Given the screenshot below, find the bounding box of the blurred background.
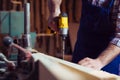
[0,0,82,61]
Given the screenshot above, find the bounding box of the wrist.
[96,58,105,68]
[50,6,61,18]
[48,0,62,17]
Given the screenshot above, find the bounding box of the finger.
[79,62,101,70]
[78,57,91,65]
[79,62,97,70]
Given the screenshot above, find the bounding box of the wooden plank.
[69,23,79,52]
[67,0,73,22]
[61,0,67,12]
[39,61,57,80]
[74,0,82,22]
[41,0,46,33]
[30,0,35,32]
[35,0,41,33]
[2,0,7,10]
[32,53,120,80]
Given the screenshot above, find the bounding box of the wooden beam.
[32,53,120,80]
[74,0,82,22]
[69,23,79,52]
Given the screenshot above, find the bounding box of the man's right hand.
[48,0,62,32]
[48,16,59,32]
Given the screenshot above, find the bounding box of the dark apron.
[72,0,120,75]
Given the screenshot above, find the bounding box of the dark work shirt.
[88,0,120,47]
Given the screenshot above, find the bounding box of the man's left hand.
[78,57,104,70]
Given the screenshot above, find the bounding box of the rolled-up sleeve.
[0,53,6,60]
[110,1,120,47]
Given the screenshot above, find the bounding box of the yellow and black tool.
[47,12,68,59]
[59,13,68,60]
[59,13,68,38]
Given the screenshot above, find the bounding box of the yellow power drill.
[59,13,68,38]
[59,13,68,60]
[48,12,68,36]
[48,12,68,59]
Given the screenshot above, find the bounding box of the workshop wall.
[0,0,81,32]
[0,0,81,60]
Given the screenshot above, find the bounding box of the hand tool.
[3,36,32,61]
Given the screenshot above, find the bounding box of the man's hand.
[48,17,59,31]
[78,57,104,70]
[78,44,120,70]
[48,0,62,31]
[6,61,16,70]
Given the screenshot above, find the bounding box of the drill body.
[58,13,68,59]
[59,13,68,39]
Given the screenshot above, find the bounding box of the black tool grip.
[3,36,13,47]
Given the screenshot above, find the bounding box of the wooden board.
[69,23,79,52]
[32,53,120,80]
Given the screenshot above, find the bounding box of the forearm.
[48,0,62,17]
[97,43,120,67]
[0,53,9,63]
